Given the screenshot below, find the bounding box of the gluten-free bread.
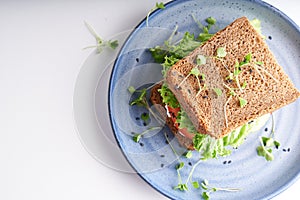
[165,17,300,138]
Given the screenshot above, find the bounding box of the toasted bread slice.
[165,17,300,138]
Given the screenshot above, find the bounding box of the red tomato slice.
[167,106,195,140]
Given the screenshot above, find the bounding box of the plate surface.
[108,0,300,199]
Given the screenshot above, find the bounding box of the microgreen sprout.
[233,61,243,92]
[250,18,266,39]
[176,66,205,97]
[141,112,150,125]
[184,150,193,159]
[213,88,222,97]
[165,132,204,192]
[254,62,279,83]
[174,162,188,191]
[127,86,136,94]
[220,51,255,127]
[192,181,200,189]
[201,179,240,200]
[192,15,217,42]
[128,86,165,125]
[173,159,203,192]
[241,81,247,90]
[164,132,188,191]
[196,54,207,65]
[256,114,280,161]
[223,82,248,126]
[146,2,165,27]
[129,88,147,107]
[216,47,227,58]
[132,126,162,143]
[206,17,217,26]
[83,21,118,53]
[223,95,232,128]
[177,54,206,97]
[185,159,202,188]
[238,97,247,108]
[236,53,278,84]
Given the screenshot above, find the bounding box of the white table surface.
[1,0,299,199]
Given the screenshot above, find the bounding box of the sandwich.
[150,17,300,155]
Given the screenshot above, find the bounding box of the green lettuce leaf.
[177,109,269,160]
[158,83,180,108]
[149,32,201,63]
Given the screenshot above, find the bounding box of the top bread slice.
[165,17,300,138]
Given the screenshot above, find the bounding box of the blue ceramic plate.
[109,0,300,199]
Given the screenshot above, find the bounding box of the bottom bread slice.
[150,84,194,150]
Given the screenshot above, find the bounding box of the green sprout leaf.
[262,136,274,147]
[84,21,119,53]
[257,136,276,161]
[108,40,119,49]
[257,114,280,161]
[132,126,162,143]
[190,67,201,76]
[155,2,165,9]
[192,181,200,189]
[202,191,210,200]
[141,112,150,125]
[240,53,252,66]
[274,140,281,149]
[200,179,240,199]
[201,179,209,190]
[176,162,185,170]
[241,81,247,90]
[257,146,274,161]
[146,2,165,27]
[184,150,193,159]
[198,33,214,42]
[196,54,207,65]
[174,183,188,191]
[206,17,217,25]
[239,97,247,108]
[234,61,241,76]
[141,112,149,121]
[129,88,147,107]
[216,47,227,58]
[255,61,264,65]
[127,86,136,94]
[133,134,141,143]
[213,88,222,97]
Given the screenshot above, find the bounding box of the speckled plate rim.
[108,0,300,199]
